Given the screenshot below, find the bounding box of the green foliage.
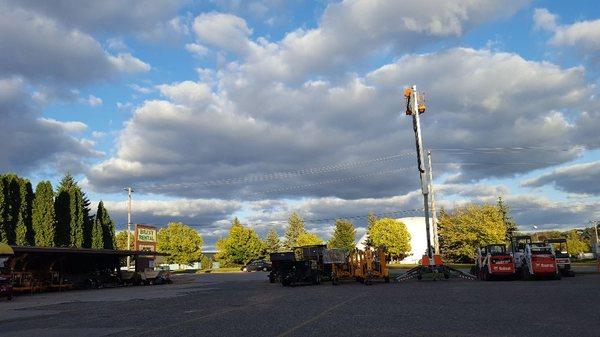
[1,175,20,244]
[368,218,411,259]
[200,255,213,270]
[216,218,264,266]
[365,212,377,246]
[91,216,104,249]
[92,201,115,249]
[284,212,305,250]
[296,232,324,246]
[565,230,589,256]
[15,179,33,245]
[0,178,6,244]
[497,197,518,242]
[328,219,356,251]
[32,181,56,247]
[0,174,33,245]
[54,173,92,248]
[115,230,134,250]
[263,228,281,255]
[438,204,506,263]
[157,222,203,266]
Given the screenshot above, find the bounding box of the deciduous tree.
[438,204,506,263]
[157,222,203,266]
[115,230,134,250]
[368,218,411,259]
[216,218,264,266]
[296,232,323,246]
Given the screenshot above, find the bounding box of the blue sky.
[1,0,600,249]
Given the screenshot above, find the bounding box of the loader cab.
[484,244,507,256]
[544,238,569,258]
[510,235,532,254]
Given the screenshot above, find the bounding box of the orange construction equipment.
[351,246,390,285]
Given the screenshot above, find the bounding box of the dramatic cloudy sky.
[2,0,599,249]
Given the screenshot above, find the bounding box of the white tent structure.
[356,217,435,264]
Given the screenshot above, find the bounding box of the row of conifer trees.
[0,173,115,249]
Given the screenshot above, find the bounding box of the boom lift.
[396,86,475,282]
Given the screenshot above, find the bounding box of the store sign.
[138,227,156,242]
[134,224,157,252]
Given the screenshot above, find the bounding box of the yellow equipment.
[350,246,390,285]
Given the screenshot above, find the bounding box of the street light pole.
[124,187,134,269]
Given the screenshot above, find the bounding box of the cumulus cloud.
[0,3,150,86]
[522,161,600,195]
[0,77,102,173]
[190,1,529,81]
[535,8,600,60]
[8,0,187,36]
[87,47,597,199]
[85,95,103,107]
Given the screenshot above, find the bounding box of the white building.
[356,217,435,264]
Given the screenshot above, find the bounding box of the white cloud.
[108,53,151,74]
[0,78,101,173]
[193,12,253,54]
[87,47,598,199]
[85,94,103,107]
[533,8,557,31]
[185,43,209,57]
[535,8,600,58]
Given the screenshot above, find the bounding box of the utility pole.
[124,187,134,269]
[404,85,433,259]
[427,150,439,255]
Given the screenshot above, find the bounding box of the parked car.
[241,260,271,272]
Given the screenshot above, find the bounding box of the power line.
[253,166,416,195]
[136,151,415,191]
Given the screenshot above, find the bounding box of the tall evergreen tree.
[32,181,56,247]
[328,219,356,251]
[264,228,281,255]
[82,194,93,248]
[497,197,518,243]
[366,211,377,246]
[283,212,305,250]
[92,201,115,249]
[54,173,89,247]
[0,178,7,244]
[15,180,34,245]
[91,213,104,249]
[1,174,23,245]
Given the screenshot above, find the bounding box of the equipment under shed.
[3,246,167,295]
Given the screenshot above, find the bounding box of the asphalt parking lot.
[0,271,599,337]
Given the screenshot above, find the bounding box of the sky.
[1,0,599,250]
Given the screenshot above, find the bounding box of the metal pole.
[125,187,133,270]
[408,85,433,259]
[428,150,439,255]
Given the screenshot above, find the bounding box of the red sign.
[134,224,157,252]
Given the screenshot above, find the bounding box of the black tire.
[269,277,275,284]
[281,279,291,287]
[522,267,531,281]
[384,276,390,283]
[313,273,321,285]
[7,294,12,301]
[555,272,562,280]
